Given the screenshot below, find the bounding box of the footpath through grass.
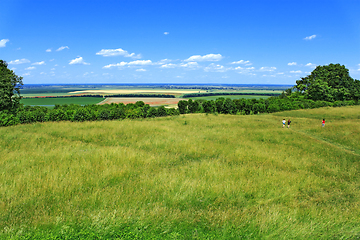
[1,106,360,239]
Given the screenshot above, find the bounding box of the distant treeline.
[23,94,176,99]
[1,96,359,127]
[182,92,280,98]
[178,97,359,115]
[0,102,179,127]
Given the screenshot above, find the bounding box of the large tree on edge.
[293,63,360,101]
[0,60,23,111]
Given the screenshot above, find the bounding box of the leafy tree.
[177,100,188,114]
[0,60,23,111]
[293,63,360,101]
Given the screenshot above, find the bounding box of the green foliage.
[0,60,23,112]
[293,63,360,101]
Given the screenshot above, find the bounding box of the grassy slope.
[0,106,360,239]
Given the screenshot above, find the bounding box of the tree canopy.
[292,63,360,101]
[0,60,23,112]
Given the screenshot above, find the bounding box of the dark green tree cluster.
[0,60,23,112]
[290,63,360,101]
[178,95,358,116]
[0,101,179,127]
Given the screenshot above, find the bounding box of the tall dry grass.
[1,106,360,238]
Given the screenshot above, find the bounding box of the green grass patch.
[20,97,104,106]
[1,106,360,238]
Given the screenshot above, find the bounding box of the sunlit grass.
[1,106,360,238]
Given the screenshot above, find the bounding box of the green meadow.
[20,97,104,107]
[1,106,360,239]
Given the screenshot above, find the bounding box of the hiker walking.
[322,119,325,127]
[282,119,286,128]
[287,119,291,128]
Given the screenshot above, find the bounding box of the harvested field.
[99,97,186,107]
[69,89,205,96]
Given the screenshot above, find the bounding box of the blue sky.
[1,0,360,85]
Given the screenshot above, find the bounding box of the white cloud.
[235,66,243,70]
[305,63,316,68]
[69,57,90,65]
[247,67,255,70]
[56,46,69,51]
[160,63,177,68]
[185,53,223,62]
[136,68,147,72]
[0,39,9,47]
[22,72,31,76]
[304,35,316,40]
[290,70,302,73]
[127,60,152,66]
[9,59,30,64]
[103,60,152,69]
[32,61,45,65]
[96,48,141,58]
[288,62,297,66]
[180,62,199,69]
[259,67,276,72]
[204,63,227,72]
[25,66,36,70]
[164,32,169,35]
[231,60,251,65]
[46,48,52,52]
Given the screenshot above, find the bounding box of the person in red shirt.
[322,119,325,127]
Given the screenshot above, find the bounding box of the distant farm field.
[1,106,359,238]
[20,97,104,106]
[100,97,186,107]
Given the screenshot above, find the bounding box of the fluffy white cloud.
[69,57,90,65]
[22,72,31,76]
[288,62,297,66]
[305,63,316,68]
[231,60,251,65]
[46,48,52,52]
[180,62,199,69]
[127,60,152,66]
[9,59,30,64]
[185,54,223,62]
[204,63,227,72]
[164,32,169,35]
[160,63,177,68]
[56,46,69,51]
[290,70,302,73]
[96,48,141,58]
[259,67,276,72]
[136,68,147,72]
[304,35,316,40]
[32,61,45,65]
[25,66,36,70]
[0,39,9,47]
[103,60,152,69]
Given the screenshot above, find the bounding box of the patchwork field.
[99,97,186,107]
[1,106,359,238]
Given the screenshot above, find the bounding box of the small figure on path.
[322,119,325,127]
[287,119,291,128]
[282,119,286,128]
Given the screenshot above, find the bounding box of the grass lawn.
[1,106,359,239]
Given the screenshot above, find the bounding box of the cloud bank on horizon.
[1,0,360,84]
